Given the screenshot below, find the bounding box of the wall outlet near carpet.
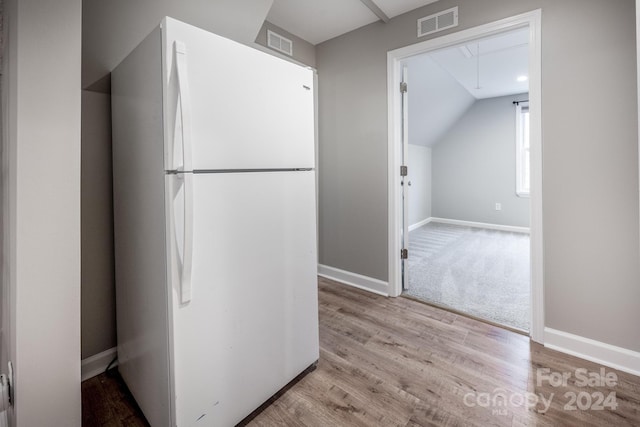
[495,203,502,211]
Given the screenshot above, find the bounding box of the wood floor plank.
[82,278,640,426]
[82,377,114,426]
[82,370,150,427]
[320,326,512,427]
[318,348,419,426]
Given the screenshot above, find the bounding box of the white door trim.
[401,65,409,291]
[386,10,544,343]
[636,0,640,264]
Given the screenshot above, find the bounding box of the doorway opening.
[387,11,544,342]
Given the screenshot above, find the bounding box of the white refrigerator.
[111,17,319,427]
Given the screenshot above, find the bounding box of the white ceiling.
[373,0,440,19]
[428,28,530,99]
[267,1,528,99]
[267,0,440,45]
[405,54,475,147]
[404,28,529,147]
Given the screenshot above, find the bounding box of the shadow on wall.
[81,88,117,360]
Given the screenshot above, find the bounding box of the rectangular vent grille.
[417,7,459,38]
[267,30,293,56]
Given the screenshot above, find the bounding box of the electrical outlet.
[495,203,502,211]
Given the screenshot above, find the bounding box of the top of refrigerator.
[161,17,316,173]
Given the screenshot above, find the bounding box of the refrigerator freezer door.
[163,17,315,172]
[166,170,319,426]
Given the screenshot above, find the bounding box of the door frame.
[386,10,544,343]
[400,65,409,291]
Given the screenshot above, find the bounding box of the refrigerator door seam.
[192,168,314,174]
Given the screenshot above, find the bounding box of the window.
[516,101,530,197]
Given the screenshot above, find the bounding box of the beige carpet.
[405,222,530,331]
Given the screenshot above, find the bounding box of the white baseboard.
[430,217,530,234]
[409,217,432,231]
[545,328,640,377]
[81,347,118,381]
[318,264,389,296]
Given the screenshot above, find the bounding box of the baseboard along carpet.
[405,222,530,331]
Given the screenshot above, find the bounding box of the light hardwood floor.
[82,277,640,426]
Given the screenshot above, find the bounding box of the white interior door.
[167,170,319,427]
[401,66,410,291]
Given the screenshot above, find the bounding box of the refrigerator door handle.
[180,172,194,303]
[174,40,193,172]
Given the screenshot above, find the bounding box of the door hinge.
[401,248,408,259]
[400,82,408,93]
[400,165,408,176]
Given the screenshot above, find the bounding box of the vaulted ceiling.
[404,27,530,147]
[428,27,529,99]
[267,0,441,45]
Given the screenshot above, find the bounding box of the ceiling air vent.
[267,30,293,56]
[417,7,459,38]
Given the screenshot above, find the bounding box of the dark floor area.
[82,369,149,427]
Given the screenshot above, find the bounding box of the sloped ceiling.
[267,0,440,45]
[405,54,475,147]
[82,0,274,89]
[405,28,529,147]
[430,27,529,99]
[373,0,441,18]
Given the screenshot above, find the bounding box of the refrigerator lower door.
[166,170,319,426]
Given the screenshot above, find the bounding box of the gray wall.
[255,21,317,67]
[408,144,432,226]
[81,91,116,359]
[405,54,475,147]
[432,94,530,227]
[2,0,82,425]
[82,0,274,88]
[316,0,640,352]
